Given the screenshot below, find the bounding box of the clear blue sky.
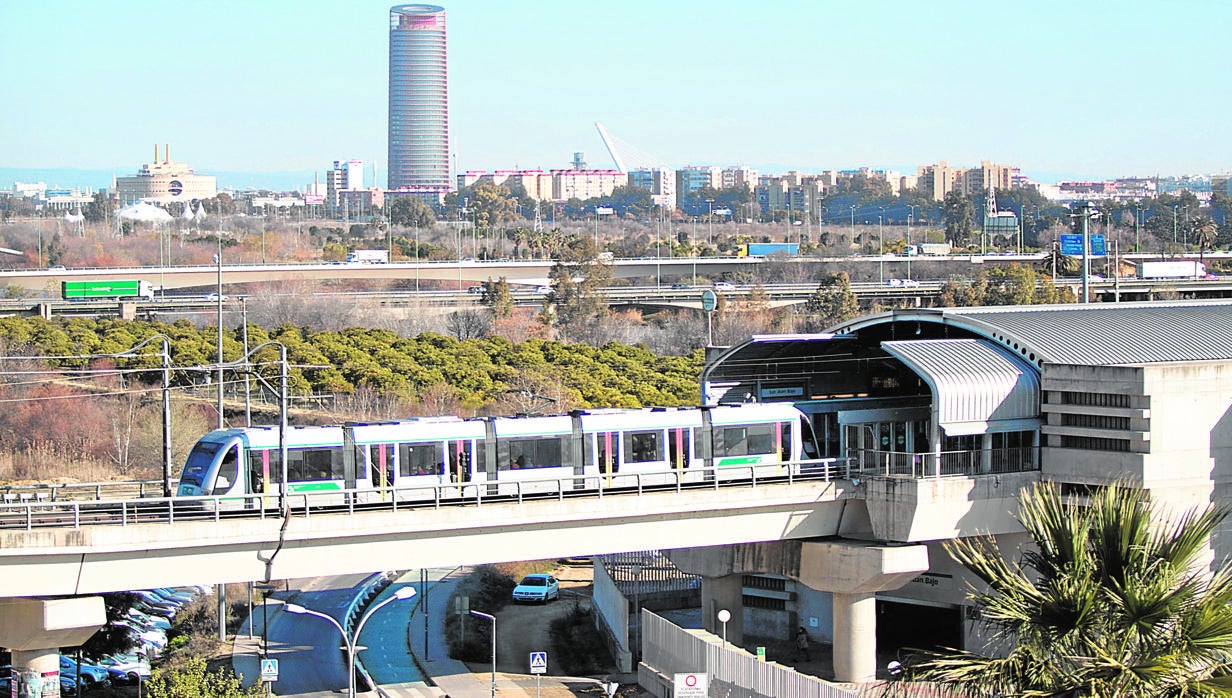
[2,0,1228,184]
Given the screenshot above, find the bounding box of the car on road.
[512,573,559,603]
[670,283,691,290]
[466,285,484,294]
[712,281,735,291]
[204,293,229,302]
[534,285,552,295]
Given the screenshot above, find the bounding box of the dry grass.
[0,442,159,485]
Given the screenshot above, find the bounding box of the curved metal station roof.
[835,299,1232,368]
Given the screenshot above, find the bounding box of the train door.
[668,428,689,471]
[447,439,472,496]
[369,443,393,501]
[597,432,619,479]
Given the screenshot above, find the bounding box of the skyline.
[2,1,1229,187]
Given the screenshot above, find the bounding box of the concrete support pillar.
[832,592,877,683]
[12,649,59,697]
[0,597,106,697]
[701,574,744,645]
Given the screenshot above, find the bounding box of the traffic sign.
[529,651,548,674]
[701,289,717,312]
[1060,234,1083,256]
[260,658,279,682]
[674,673,708,697]
[1090,234,1107,256]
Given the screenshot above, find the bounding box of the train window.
[399,442,442,477]
[716,424,780,457]
[287,448,344,481]
[212,446,239,495]
[583,434,594,466]
[623,431,662,463]
[181,442,220,488]
[501,436,565,470]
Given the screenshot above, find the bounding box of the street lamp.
[849,204,856,239]
[717,609,731,647]
[284,586,417,698]
[629,562,644,663]
[1134,204,1142,253]
[705,198,715,246]
[906,204,916,247]
[470,610,497,698]
[878,211,885,284]
[212,245,224,430]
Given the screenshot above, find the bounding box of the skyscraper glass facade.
[388,4,450,191]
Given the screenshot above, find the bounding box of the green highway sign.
[701,289,717,312]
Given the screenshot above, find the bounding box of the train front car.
[706,403,818,480]
[177,430,247,498]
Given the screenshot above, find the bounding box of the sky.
[2,0,1230,187]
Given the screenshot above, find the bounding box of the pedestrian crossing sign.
[529,651,548,674]
[260,658,279,682]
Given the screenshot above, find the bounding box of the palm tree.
[907,481,1232,697]
[1193,216,1218,267]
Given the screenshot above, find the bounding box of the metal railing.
[855,447,1039,479]
[0,457,853,532]
[0,479,171,503]
[640,610,857,698]
[603,551,700,595]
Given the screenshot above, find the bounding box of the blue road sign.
[529,651,548,674]
[1090,234,1106,256]
[260,658,279,682]
[1060,234,1083,256]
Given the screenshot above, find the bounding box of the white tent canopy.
[117,201,173,224]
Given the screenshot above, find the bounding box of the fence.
[855,447,1038,478]
[639,610,857,698]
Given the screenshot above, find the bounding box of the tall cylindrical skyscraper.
[388,4,450,191]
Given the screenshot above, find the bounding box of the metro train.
[176,403,821,503]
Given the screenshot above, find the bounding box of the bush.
[549,605,614,675]
[443,565,516,662]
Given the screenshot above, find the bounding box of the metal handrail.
[0,457,853,532]
[855,447,1039,478]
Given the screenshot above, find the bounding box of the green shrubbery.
[549,605,614,675]
[444,565,517,662]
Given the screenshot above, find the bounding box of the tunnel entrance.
[876,599,963,657]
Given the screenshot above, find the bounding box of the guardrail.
[0,479,172,502]
[856,447,1038,478]
[0,458,852,531]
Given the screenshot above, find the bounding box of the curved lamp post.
[285,586,417,698]
[225,341,290,507]
[111,334,173,497]
[470,610,497,698]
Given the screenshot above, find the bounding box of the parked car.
[712,281,735,291]
[93,654,150,685]
[512,573,560,603]
[60,655,111,690]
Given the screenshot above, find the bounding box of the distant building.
[628,168,677,209]
[115,145,217,206]
[957,161,1014,197]
[327,159,363,212]
[676,166,723,198]
[387,4,451,192]
[552,169,626,201]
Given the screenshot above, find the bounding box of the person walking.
[795,626,810,662]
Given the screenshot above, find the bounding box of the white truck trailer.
[346,249,389,264]
[1136,261,1207,279]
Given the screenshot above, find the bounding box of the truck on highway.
[346,249,389,264]
[62,280,154,301]
[1136,261,1208,279]
[738,243,800,257]
[903,243,952,256]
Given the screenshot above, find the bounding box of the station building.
[668,300,1232,681]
